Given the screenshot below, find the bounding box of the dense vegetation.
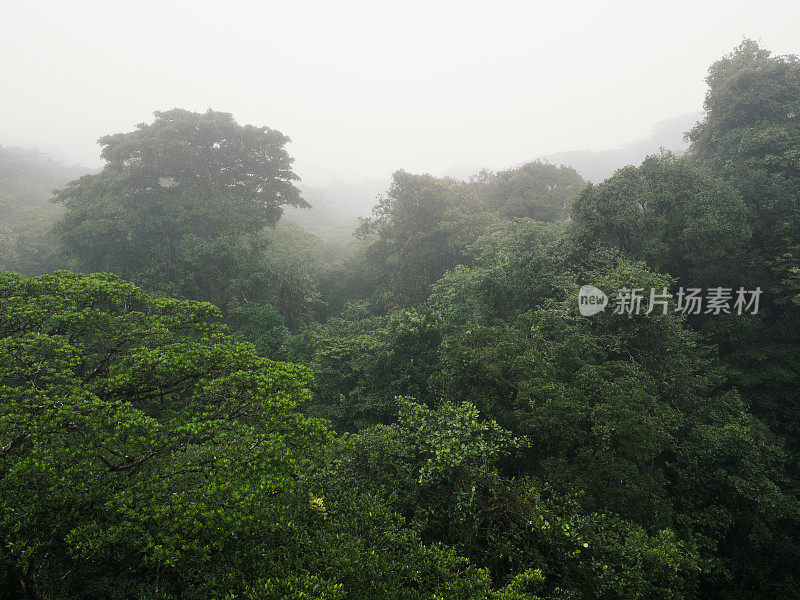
[2,40,799,599]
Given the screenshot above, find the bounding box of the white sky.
[1,0,799,186]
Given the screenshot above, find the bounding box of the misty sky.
[2,0,799,186]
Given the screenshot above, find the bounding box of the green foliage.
[475,162,585,223]
[684,40,800,455]
[327,400,700,599]
[53,109,305,304]
[687,39,800,266]
[0,272,493,600]
[47,111,331,362]
[286,309,444,429]
[294,223,800,598]
[352,164,583,307]
[572,152,752,284]
[355,171,466,304]
[0,271,325,598]
[5,38,800,600]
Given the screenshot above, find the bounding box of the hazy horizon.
[2,0,799,187]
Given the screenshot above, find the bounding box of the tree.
[299,214,800,598]
[356,170,465,304]
[0,271,325,598]
[328,399,699,600]
[571,152,752,286]
[0,271,492,600]
[685,41,800,449]
[286,307,444,430]
[352,164,585,308]
[687,39,800,267]
[436,249,800,598]
[53,109,306,301]
[476,161,585,223]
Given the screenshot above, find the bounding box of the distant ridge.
[541,112,701,183]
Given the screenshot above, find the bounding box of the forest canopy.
[2,40,800,600]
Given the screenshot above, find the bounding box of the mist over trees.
[0,147,87,274]
[541,112,699,183]
[2,40,800,600]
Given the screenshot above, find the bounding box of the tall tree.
[356,170,463,304]
[686,40,800,449]
[53,109,306,301]
[476,161,585,223]
[571,152,752,286]
[687,39,800,266]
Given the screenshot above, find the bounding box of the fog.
[2,0,799,186]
